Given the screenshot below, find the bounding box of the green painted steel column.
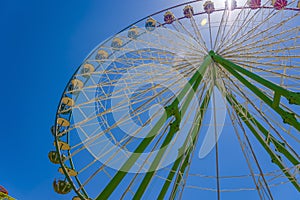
[226,94,300,192]
[167,89,212,200]
[209,51,300,132]
[96,55,212,200]
[133,69,212,199]
[209,51,300,106]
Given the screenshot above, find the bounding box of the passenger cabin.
[247,0,261,9]
[81,63,95,78]
[111,38,123,49]
[128,26,139,39]
[145,18,156,31]
[203,1,215,14]
[53,180,72,194]
[183,5,194,18]
[96,50,109,61]
[164,11,175,24]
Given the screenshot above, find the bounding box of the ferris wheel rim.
[51,1,300,199]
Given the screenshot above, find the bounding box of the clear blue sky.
[1,1,299,200]
[0,1,179,199]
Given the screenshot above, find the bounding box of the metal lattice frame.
[50,1,300,199]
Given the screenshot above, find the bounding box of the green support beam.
[209,51,300,106]
[96,55,212,200]
[132,56,212,199]
[226,94,300,192]
[134,80,212,199]
[96,51,300,200]
[167,89,211,200]
[209,51,300,132]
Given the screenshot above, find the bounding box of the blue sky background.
[0,1,179,199]
[1,1,299,200]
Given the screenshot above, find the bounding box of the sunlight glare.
[201,18,208,26]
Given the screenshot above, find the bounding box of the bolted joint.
[275,141,285,148]
[282,111,297,126]
[287,92,300,105]
[170,120,180,133]
[274,141,286,153]
[178,146,187,155]
[164,100,179,118]
[271,154,282,165]
[165,105,176,118]
[208,50,215,57]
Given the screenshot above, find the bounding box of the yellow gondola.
[145,17,156,31]
[54,140,70,151]
[58,167,78,177]
[61,97,75,107]
[96,50,109,61]
[81,63,95,78]
[53,180,72,194]
[57,118,70,127]
[48,151,62,164]
[111,38,123,49]
[0,193,15,200]
[128,26,139,39]
[69,79,83,94]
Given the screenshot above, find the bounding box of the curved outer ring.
[52,1,300,198]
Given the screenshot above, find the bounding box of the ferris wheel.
[49,0,300,199]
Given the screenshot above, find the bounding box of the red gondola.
[0,185,8,195]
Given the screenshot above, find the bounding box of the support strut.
[209,51,300,132]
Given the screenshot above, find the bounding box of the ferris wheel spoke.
[50,2,300,199]
[58,63,198,138]
[221,28,300,56]
[208,14,214,50]
[226,59,300,76]
[224,54,300,60]
[220,9,300,55]
[213,7,230,51]
[119,126,172,199]
[221,71,300,162]
[218,10,273,52]
[211,51,300,131]
[66,78,209,164]
[224,62,300,84]
[71,61,199,107]
[216,1,270,53]
[172,19,208,54]
[225,92,300,192]
[223,45,300,60]
[225,98,273,200]
[215,4,248,51]
[62,82,183,158]
[222,70,299,156]
[225,1,297,50]
[95,56,212,199]
[131,28,203,56]
[189,17,209,52]
[159,86,211,199]
[69,101,168,163]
